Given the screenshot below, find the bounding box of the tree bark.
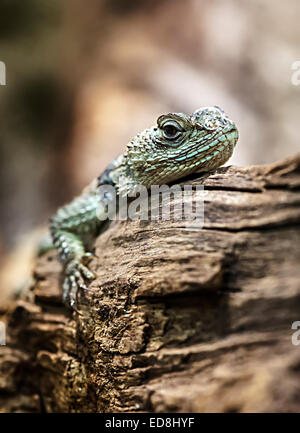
[1,154,300,413]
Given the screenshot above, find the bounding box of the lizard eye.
[162,123,181,140]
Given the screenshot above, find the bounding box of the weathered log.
[1,154,300,413]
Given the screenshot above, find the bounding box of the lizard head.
[118,106,238,194]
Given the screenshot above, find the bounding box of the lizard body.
[50,106,238,310]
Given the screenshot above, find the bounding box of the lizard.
[49,106,239,311]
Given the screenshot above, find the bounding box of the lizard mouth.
[178,124,239,170]
[171,125,239,168]
[220,124,239,147]
[208,123,238,148]
[181,124,238,164]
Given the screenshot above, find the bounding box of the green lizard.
[50,106,239,310]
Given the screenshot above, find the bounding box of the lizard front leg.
[50,183,103,311]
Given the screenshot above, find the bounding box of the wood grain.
[1,154,300,412]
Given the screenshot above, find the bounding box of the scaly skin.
[50,106,239,310]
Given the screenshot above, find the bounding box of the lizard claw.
[62,258,95,311]
[82,252,95,265]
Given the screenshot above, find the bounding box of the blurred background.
[0,0,299,300]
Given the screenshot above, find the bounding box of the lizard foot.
[62,254,95,311]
